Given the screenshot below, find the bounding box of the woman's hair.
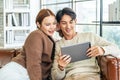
[56,7,76,37]
[36,9,55,26]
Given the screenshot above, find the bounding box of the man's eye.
[70,21,73,24]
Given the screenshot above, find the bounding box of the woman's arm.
[24,31,43,80]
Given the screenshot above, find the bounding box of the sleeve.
[24,32,43,80]
[91,33,120,57]
[51,42,66,80]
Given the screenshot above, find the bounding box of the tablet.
[61,42,91,62]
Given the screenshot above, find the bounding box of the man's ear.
[56,23,60,31]
[36,22,40,28]
[75,19,77,23]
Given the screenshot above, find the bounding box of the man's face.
[59,14,76,39]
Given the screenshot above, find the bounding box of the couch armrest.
[0,49,16,68]
[97,55,120,80]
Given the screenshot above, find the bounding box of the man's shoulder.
[77,32,93,35]
[77,32,97,37]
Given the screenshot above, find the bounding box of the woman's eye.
[53,22,57,25]
[46,23,50,26]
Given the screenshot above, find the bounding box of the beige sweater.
[51,32,120,80]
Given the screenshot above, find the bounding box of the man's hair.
[56,7,76,23]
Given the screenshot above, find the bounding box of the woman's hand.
[57,54,71,71]
[86,46,105,57]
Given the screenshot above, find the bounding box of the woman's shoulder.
[25,30,48,42]
[30,29,42,34]
[29,30,45,37]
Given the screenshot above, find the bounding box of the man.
[51,7,120,80]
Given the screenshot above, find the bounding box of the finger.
[60,54,70,60]
[86,46,96,53]
[63,55,71,61]
[86,51,92,57]
[86,48,91,53]
[59,55,65,60]
[87,50,97,57]
[60,54,67,58]
[90,46,97,51]
[65,57,71,63]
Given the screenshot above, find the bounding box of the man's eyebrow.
[71,19,74,21]
[60,19,73,22]
[60,21,66,22]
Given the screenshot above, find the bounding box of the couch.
[97,55,120,80]
[0,48,120,80]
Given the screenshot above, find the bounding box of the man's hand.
[57,53,71,71]
[86,46,105,57]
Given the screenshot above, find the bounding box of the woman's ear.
[36,22,40,28]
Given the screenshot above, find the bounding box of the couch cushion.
[0,49,16,68]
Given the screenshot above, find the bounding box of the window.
[40,0,72,14]
[75,0,99,34]
[102,0,120,47]
[40,0,120,48]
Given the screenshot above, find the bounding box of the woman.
[0,9,57,80]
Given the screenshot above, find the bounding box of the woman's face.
[40,15,57,36]
[59,14,76,39]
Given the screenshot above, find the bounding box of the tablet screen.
[61,42,91,62]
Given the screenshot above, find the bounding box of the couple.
[0,7,119,80]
